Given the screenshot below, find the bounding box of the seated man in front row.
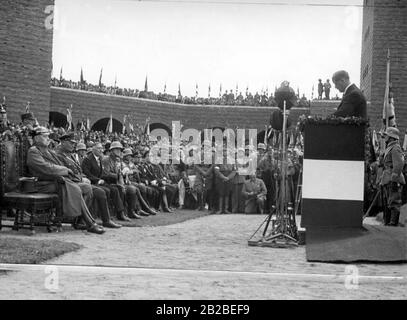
[26,126,105,234]
[242,169,267,214]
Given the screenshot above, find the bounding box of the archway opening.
[49,111,69,129]
[91,118,123,133]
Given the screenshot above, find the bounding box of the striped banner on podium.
[301,123,365,228]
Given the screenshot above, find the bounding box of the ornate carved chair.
[0,139,62,234]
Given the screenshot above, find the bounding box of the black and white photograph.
[0,0,406,303]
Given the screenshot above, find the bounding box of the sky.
[52,0,364,99]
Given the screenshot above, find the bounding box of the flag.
[403,130,407,151]
[289,131,295,147]
[144,75,148,92]
[80,68,84,84]
[311,85,314,100]
[106,113,113,133]
[66,104,73,130]
[98,68,103,87]
[195,83,198,99]
[264,125,268,147]
[178,83,182,97]
[114,75,117,88]
[122,115,127,134]
[382,50,396,127]
[208,84,211,98]
[59,67,63,81]
[163,83,167,94]
[219,83,222,98]
[25,101,30,113]
[86,117,90,131]
[235,84,238,97]
[246,86,249,96]
[372,130,379,153]
[297,87,300,98]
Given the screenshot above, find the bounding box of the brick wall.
[50,87,310,132]
[361,0,407,131]
[309,100,340,117]
[0,0,54,124]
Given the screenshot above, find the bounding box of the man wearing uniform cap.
[55,133,121,229]
[26,127,105,234]
[379,127,405,226]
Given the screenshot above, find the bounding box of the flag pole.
[384,49,390,130]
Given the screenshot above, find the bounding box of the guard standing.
[379,127,405,226]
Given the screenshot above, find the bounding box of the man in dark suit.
[332,70,367,119]
[81,142,130,221]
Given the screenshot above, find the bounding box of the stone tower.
[360,0,407,131]
[0,0,55,124]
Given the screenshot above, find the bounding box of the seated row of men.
[26,127,181,234]
[25,126,276,235]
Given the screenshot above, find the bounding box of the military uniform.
[379,134,405,226]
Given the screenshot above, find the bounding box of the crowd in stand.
[50,77,311,108]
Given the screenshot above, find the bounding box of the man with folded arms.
[26,127,105,234]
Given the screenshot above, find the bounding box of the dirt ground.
[0,213,406,299]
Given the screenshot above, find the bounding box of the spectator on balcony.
[324,79,331,100]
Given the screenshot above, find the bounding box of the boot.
[224,195,232,214]
[117,210,131,221]
[138,209,150,217]
[389,210,400,226]
[127,210,142,219]
[139,193,155,214]
[216,197,223,215]
[196,192,204,211]
[162,193,173,213]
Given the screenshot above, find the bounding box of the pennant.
[382,49,395,127]
[195,83,198,99]
[144,75,148,92]
[178,83,182,97]
[98,68,103,87]
[106,113,113,134]
[25,101,30,113]
[264,125,267,147]
[123,115,127,134]
[80,67,84,84]
[163,83,167,94]
[208,84,211,98]
[219,83,222,98]
[66,104,73,130]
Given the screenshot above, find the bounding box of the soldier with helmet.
[379,127,405,226]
